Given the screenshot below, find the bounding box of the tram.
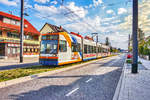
[39,32,110,66]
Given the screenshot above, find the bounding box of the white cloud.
[102,5,106,10]
[0,0,18,6]
[106,10,114,14]
[34,2,88,26]
[118,8,127,14]
[93,0,103,7]
[85,0,103,8]
[66,2,88,18]
[24,1,32,8]
[51,0,57,5]
[34,0,49,3]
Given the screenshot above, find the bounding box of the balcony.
[0,36,40,45]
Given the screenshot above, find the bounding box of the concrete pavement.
[116,57,150,100]
[0,57,40,70]
[0,55,125,100]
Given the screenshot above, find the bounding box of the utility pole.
[20,0,24,63]
[132,0,138,73]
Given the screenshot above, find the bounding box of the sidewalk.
[116,58,150,100]
[0,57,40,70]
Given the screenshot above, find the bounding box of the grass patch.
[0,55,116,82]
[126,59,142,64]
[0,66,60,82]
[126,59,132,63]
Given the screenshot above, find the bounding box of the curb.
[0,56,111,89]
[113,57,126,100]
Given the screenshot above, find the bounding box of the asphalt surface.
[0,54,126,100]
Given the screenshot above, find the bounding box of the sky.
[0,0,150,50]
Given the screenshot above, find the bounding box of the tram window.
[72,43,80,52]
[51,35,58,40]
[42,36,46,40]
[84,45,87,54]
[102,48,104,53]
[87,45,90,53]
[90,46,93,53]
[94,46,96,53]
[42,35,58,40]
[72,43,76,52]
[59,40,67,52]
[77,43,81,52]
[98,47,100,53]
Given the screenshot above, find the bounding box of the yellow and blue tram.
[39,32,110,66]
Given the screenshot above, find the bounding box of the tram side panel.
[83,39,97,61]
[58,32,82,65]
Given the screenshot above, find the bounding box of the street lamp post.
[132,0,138,73]
[92,33,98,58]
[20,0,24,63]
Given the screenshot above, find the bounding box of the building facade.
[0,11,40,59]
[40,23,68,35]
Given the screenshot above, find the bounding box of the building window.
[3,17,20,26]
[7,32,19,38]
[0,30,2,36]
[12,48,16,54]
[17,48,20,53]
[27,48,30,52]
[34,48,37,52]
[23,48,26,52]
[24,35,33,40]
[16,21,20,26]
[3,17,11,24]
[0,44,5,56]
[59,40,67,52]
[32,48,34,52]
[8,48,10,54]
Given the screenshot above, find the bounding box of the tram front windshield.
[40,40,58,54]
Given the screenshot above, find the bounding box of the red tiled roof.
[47,23,68,33]
[0,11,40,35]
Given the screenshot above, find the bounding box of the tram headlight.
[52,54,57,57]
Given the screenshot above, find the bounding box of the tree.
[105,37,110,46]
[138,28,145,41]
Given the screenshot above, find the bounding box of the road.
[0,54,126,100]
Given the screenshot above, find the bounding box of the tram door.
[58,35,71,63]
